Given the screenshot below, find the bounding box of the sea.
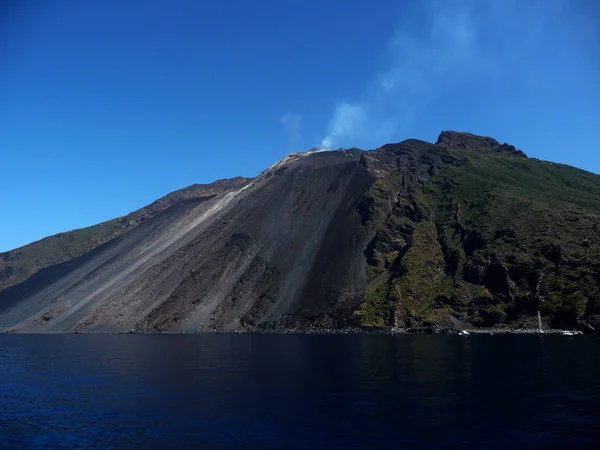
[1,333,598,449]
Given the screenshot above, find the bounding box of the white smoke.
[318,0,586,149]
[320,103,368,150]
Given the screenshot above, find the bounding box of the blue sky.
[1,0,599,252]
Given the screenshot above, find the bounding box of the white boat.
[561,330,575,336]
[458,330,470,335]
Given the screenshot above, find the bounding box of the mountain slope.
[2,132,600,333]
[0,177,251,292]
[360,132,600,331]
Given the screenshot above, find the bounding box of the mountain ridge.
[2,131,600,333]
[0,176,252,291]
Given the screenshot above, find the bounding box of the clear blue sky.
[1,0,599,252]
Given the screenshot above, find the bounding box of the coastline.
[1,326,591,335]
[135,326,590,336]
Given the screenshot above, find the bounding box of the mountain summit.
[436,130,527,157]
[1,132,599,333]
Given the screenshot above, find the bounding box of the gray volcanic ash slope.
[2,133,600,333]
[0,149,379,332]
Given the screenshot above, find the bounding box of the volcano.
[2,131,600,333]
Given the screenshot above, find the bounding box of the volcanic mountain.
[2,131,600,333]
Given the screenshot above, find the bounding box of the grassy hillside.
[359,138,600,331]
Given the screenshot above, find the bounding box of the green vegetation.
[359,141,600,330]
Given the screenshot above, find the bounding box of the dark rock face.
[436,131,527,157]
[1,132,599,333]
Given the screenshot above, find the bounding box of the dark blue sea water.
[1,334,599,449]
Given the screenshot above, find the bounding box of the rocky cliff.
[1,132,599,333]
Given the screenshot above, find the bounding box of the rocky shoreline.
[127,326,591,335]
[393,327,585,335]
[225,323,592,335]
[4,325,590,335]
